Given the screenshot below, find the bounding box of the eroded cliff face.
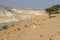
[0,6,17,23]
[0,6,48,23]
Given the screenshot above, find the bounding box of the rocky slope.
[0,5,48,23]
[0,14,60,40]
[0,6,54,40]
[0,5,48,28]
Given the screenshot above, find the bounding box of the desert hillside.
[0,6,48,27]
[0,6,48,29]
[0,6,47,23]
[0,6,60,40]
[0,13,60,40]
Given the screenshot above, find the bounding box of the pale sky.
[0,0,60,10]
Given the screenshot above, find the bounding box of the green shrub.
[45,4,60,17]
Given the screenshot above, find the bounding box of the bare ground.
[0,14,60,40]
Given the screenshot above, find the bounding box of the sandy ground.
[0,14,60,40]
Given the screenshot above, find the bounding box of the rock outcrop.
[0,5,48,25]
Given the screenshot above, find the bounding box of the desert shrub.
[33,22,37,25]
[25,25,27,27]
[45,4,60,17]
[17,28,20,30]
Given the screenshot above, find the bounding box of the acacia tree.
[45,4,60,17]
